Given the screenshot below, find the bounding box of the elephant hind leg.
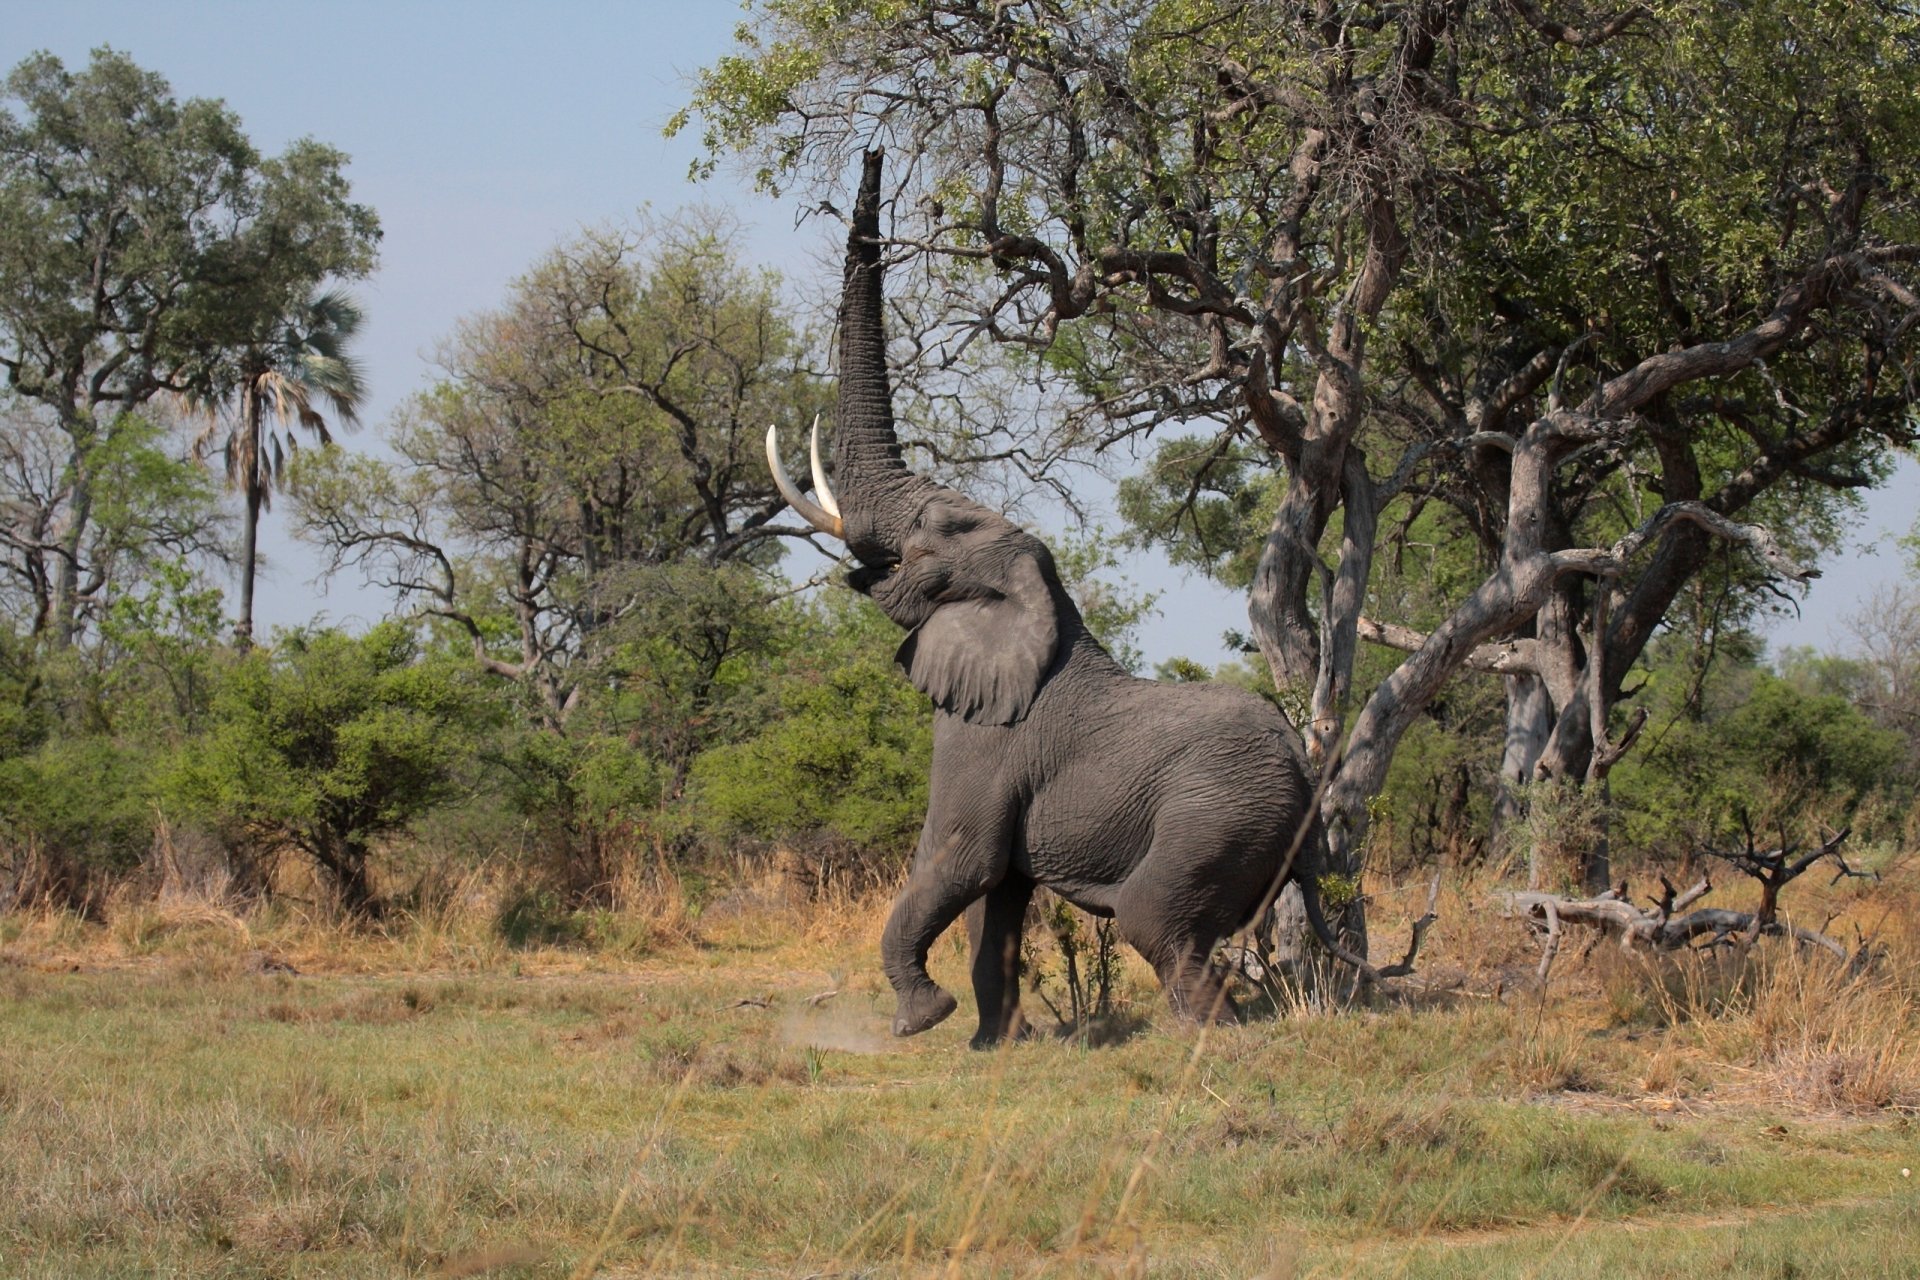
[1113,822,1268,1026]
[964,870,1035,1049]
[1125,927,1239,1026]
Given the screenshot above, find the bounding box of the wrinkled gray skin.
[806,153,1347,1047]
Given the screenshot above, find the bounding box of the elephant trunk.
[833,149,939,565]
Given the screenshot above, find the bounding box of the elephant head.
[768,150,1069,726]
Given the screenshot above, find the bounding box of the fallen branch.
[1376,874,1443,979]
[1505,826,1870,980]
[1504,882,1848,966]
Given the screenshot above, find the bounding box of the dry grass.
[0,852,1915,1277]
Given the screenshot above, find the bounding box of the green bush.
[164,624,489,911]
[1613,661,1907,858]
[686,596,929,861]
[0,734,159,899]
[481,712,665,900]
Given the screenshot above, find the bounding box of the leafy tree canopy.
[291,210,827,724]
[0,47,379,647]
[682,2,1920,901]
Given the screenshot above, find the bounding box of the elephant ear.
[895,552,1058,726]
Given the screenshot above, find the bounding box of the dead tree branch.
[1504,828,1870,980]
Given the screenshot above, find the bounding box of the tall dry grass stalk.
[1635,943,1920,1111]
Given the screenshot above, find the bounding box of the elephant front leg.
[881,824,1010,1038]
[964,871,1034,1049]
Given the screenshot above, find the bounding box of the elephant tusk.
[766,424,844,538]
[809,414,841,519]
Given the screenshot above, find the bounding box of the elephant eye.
[924,504,985,537]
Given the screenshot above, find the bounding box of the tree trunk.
[48,419,96,649]
[236,476,261,651]
[312,832,378,916]
[1493,671,1551,838]
[235,385,264,651]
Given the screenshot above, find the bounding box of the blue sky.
[10,3,1913,663]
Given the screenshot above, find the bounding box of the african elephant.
[768,152,1365,1046]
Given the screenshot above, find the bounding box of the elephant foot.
[1166,978,1240,1026]
[891,985,958,1038]
[968,1010,1031,1051]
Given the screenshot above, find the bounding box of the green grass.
[2,917,1915,1278]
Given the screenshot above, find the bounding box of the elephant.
[767,151,1373,1047]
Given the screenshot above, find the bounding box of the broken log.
[1503,825,1869,982]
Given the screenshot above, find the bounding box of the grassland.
[1,864,1915,1278]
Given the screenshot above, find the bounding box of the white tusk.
[766,424,844,538]
[809,414,840,519]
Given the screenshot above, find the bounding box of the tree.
[1610,632,1907,861]
[0,48,379,647]
[683,1,1920,942]
[1,395,229,648]
[193,288,366,649]
[168,623,487,913]
[292,209,828,725]
[1840,581,1920,775]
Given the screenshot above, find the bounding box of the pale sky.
[11,3,1913,665]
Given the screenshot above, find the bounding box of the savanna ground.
[2,854,1917,1279]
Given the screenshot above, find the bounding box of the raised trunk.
[833,150,939,564]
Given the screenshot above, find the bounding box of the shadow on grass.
[1035,1008,1157,1048]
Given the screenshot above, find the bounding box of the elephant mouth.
[845,560,897,595]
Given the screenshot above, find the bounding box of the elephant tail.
[1298,853,1435,983]
[1297,865,1387,984]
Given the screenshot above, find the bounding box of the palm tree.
[196,288,367,649]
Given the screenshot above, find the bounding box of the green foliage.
[593,561,782,786]
[0,733,158,882]
[1116,436,1279,591]
[1048,528,1158,672]
[494,721,663,837]
[0,404,231,651]
[289,211,824,725]
[1369,677,1506,871]
[165,624,488,907]
[688,594,930,854]
[0,48,378,388]
[0,623,49,761]
[83,413,229,575]
[0,48,376,646]
[1315,871,1361,910]
[1611,638,1908,857]
[1155,655,1213,684]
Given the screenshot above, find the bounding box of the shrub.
[164,624,489,912]
[686,596,929,862]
